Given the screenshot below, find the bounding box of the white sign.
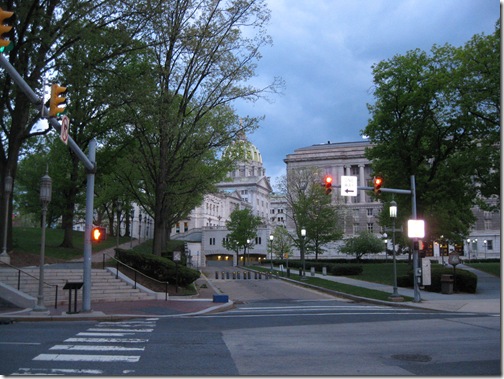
[60,115,70,145]
[422,258,432,286]
[341,175,357,196]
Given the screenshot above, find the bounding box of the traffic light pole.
[335,175,421,302]
[0,54,97,312]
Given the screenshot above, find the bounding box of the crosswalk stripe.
[14,367,104,375]
[77,332,136,337]
[64,337,148,343]
[50,344,145,352]
[88,328,154,333]
[33,353,140,362]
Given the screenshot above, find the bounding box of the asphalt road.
[0,274,500,376]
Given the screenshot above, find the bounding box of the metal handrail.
[102,253,169,301]
[0,260,59,309]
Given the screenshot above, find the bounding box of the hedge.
[114,248,200,286]
[398,266,477,293]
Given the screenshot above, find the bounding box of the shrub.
[115,248,200,286]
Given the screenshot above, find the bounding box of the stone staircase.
[0,266,157,309]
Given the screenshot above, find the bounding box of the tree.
[339,231,384,261]
[270,226,293,260]
[117,0,282,255]
[280,167,344,260]
[0,0,150,251]
[362,23,499,243]
[223,208,263,264]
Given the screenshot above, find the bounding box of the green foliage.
[115,248,200,287]
[224,208,263,253]
[339,231,384,260]
[363,23,500,241]
[270,226,293,259]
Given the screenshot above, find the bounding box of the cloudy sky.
[234,0,499,189]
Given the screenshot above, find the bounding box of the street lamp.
[115,201,122,248]
[301,227,306,279]
[382,232,388,261]
[466,238,471,261]
[483,240,487,259]
[33,170,52,312]
[247,239,251,266]
[269,234,274,271]
[1,173,12,263]
[389,200,401,300]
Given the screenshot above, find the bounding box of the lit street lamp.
[300,227,306,279]
[33,170,52,313]
[408,219,425,303]
[269,234,274,271]
[1,173,12,264]
[389,200,402,300]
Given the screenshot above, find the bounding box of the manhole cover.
[392,354,432,363]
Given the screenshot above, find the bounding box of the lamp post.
[33,170,52,312]
[382,232,388,261]
[301,227,306,279]
[466,238,471,261]
[246,238,250,266]
[483,240,487,259]
[389,200,401,300]
[269,234,274,271]
[115,202,122,248]
[1,173,12,264]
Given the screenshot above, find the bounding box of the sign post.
[60,115,69,144]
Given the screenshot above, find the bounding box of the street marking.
[33,353,140,362]
[77,332,136,337]
[64,337,148,343]
[88,328,154,333]
[0,342,41,345]
[14,367,104,375]
[50,344,145,352]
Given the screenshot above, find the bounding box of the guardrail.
[102,253,170,300]
[0,260,59,308]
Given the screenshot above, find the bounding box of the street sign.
[60,115,69,145]
[341,175,357,196]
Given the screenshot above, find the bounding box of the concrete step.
[0,267,157,307]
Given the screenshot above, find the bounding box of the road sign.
[60,115,69,145]
[341,175,357,196]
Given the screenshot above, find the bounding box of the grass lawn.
[11,227,131,262]
[466,262,500,277]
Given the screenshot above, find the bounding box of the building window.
[353,223,359,234]
[484,220,492,230]
[485,240,493,250]
[271,209,275,214]
[367,208,373,217]
[209,237,216,246]
[367,223,374,232]
[176,223,180,233]
[184,222,188,232]
[255,237,262,245]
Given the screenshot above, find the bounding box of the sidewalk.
[0,261,500,322]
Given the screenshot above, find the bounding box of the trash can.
[441,274,454,294]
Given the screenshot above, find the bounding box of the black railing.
[103,253,170,300]
[0,261,59,309]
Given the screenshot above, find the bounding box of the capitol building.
[170,137,500,268]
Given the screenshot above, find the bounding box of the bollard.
[233,272,236,280]
[322,267,327,276]
[243,271,247,279]
[221,271,225,280]
[311,267,315,277]
[215,271,219,279]
[259,273,262,279]
[254,272,258,279]
[226,271,230,280]
[237,271,241,279]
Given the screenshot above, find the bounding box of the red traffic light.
[373,176,383,195]
[324,175,333,195]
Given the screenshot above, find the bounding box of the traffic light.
[324,175,333,195]
[373,176,383,195]
[49,83,67,117]
[92,226,106,242]
[0,8,13,51]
